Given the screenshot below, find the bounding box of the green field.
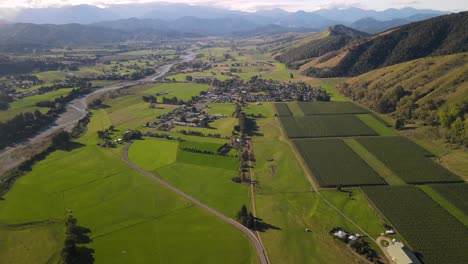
[293,138,385,187]
[0,88,73,121]
[362,186,468,264]
[426,183,468,215]
[296,102,368,115]
[128,139,248,218]
[279,115,378,138]
[143,82,210,101]
[205,103,235,116]
[356,137,462,184]
[273,103,292,116]
[0,108,257,264]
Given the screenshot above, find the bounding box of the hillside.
[300,12,468,77]
[350,13,443,34]
[274,25,368,69]
[340,53,468,145]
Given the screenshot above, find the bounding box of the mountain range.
[271,12,468,77]
[0,4,449,31]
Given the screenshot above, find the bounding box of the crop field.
[293,139,385,187]
[362,186,468,264]
[355,114,397,136]
[249,110,385,263]
[128,139,179,171]
[296,102,368,115]
[279,115,378,138]
[428,183,468,215]
[274,103,292,116]
[356,137,462,184]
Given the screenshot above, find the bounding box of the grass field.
[293,138,385,187]
[128,139,178,171]
[279,115,378,138]
[176,150,238,170]
[0,88,73,121]
[205,103,235,116]
[143,83,209,101]
[250,113,385,263]
[357,137,462,184]
[0,108,257,264]
[362,186,468,264]
[296,102,368,115]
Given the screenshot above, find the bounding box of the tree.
[395,118,405,130]
[52,131,71,148]
[185,75,193,82]
[290,72,294,79]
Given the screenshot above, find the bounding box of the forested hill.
[340,53,468,145]
[276,12,467,78]
[275,25,368,68]
[0,23,194,52]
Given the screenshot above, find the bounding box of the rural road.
[0,50,196,176]
[122,143,269,264]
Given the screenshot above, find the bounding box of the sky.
[0,0,465,12]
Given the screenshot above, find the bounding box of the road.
[122,143,269,264]
[0,50,196,176]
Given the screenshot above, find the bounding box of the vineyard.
[357,137,462,184]
[294,139,385,187]
[297,101,368,115]
[280,115,377,138]
[429,183,468,214]
[362,186,468,264]
[274,103,293,116]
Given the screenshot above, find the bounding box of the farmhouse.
[387,242,421,264]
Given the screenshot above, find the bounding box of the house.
[386,230,395,235]
[387,242,421,264]
[348,235,357,241]
[333,230,347,239]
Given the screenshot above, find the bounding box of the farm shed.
[387,242,420,264]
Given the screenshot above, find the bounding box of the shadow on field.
[75,225,95,264]
[254,217,281,232]
[58,142,86,152]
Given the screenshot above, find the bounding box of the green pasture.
[0,109,257,264]
[0,88,73,122]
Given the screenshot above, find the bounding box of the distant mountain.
[313,7,448,23]
[234,24,317,37]
[350,13,444,33]
[275,25,368,68]
[297,12,468,77]
[0,4,450,28]
[12,5,117,24]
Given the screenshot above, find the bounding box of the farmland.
[356,137,462,184]
[296,102,368,115]
[274,103,292,117]
[362,186,468,264]
[426,183,468,215]
[0,109,257,264]
[293,138,385,187]
[279,115,377,138]
[249,105,386,263]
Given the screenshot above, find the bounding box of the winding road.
[122,143,269,264]
[0,50,196,176]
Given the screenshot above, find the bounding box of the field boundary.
[343,138,405,186]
